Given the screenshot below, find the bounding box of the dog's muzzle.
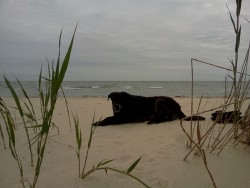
[113,103,122,113]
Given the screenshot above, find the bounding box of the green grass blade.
[57,23,78,90]
[235,26,241,53]
[127,156,142,174]
[55,29,62,82]
[38,65,42,90]
[57,28,62,65]
[226,4,237,33]
[0,122,6,149]
[17,79,37,120]
[61,86,72,130]
[6,113,16,147]
[73,113,82,149]
[97,159,116,168]
[16,79,29,99]
[50,64,57,104]
[4,77,24,117]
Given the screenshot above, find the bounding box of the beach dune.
[0,97,250,188]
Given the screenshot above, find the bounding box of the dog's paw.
[92,121,108,126]
[147,121,153,124]
[147,121,157,125]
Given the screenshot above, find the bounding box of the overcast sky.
[0,0,249,81]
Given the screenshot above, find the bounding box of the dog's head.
[107,92,130,115]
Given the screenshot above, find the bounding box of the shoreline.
[2,95,245,99]
[1,81,244,98]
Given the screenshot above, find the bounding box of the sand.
[0,97,250,188]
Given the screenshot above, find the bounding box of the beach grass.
[0,24,77,188]
[73,114,151,187]
[0,24,150,188]
[181,1,250,188]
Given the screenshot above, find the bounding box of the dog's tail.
[184,115,206,121]
[178,110,205,121]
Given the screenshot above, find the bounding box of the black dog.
[94,92,205,126]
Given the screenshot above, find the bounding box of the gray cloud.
[0,0,250,81]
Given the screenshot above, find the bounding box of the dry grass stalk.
[181,119,218,188]
[182,2,250,187]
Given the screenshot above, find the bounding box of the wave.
[63,87,83,90]
[1,81,239,97]
[123,86,133,89]
[91,86,101,89]
[63,85,101,90]
[147,86,163,89]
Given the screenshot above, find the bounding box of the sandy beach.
[0,97,250,188]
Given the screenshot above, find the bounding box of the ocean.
[0,81,244,98]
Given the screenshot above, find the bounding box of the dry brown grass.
[181,1,250,188]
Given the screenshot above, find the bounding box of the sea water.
[1,81,245,97]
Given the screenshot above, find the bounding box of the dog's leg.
[147,114,173,124]
[148,99,176,124]
[93,116,129,126]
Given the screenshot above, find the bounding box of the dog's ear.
[107,92,127,101]
[108,92,115,101]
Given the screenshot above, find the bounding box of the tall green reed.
[4,77,34,166]
[0,114,7,149]
[31,24,77,188]
[0,25,77,188]
[0,97,26,187]
[73,113,82,177]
